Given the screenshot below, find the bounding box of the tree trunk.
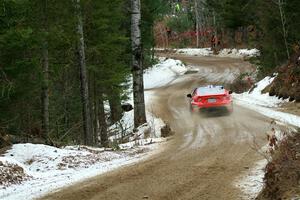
[99,95,108,147]
[213,10,217,36]
[131,0,147,128]
[194,0,200,48]
[41,0,49,143]
[88,71,96,144]
[92,73,99,144]
[74,0,93,145]
[41,41,49,142]
[62,69,69,132]
[108,91,122,123]
[277,0,290,59]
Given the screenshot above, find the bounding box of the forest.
[162,0,300,70]
[0,0,168,147]
[1,0,299,147]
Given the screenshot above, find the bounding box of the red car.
[187,85,233,113]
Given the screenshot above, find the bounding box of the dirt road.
[41,56,270,200]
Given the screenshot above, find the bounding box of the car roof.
[196,85,226,96]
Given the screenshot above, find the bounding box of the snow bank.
[0,142,163,200]
[235,159,267,200]
[234,76,300,128]
[234,76,285,108]
[119,138,167,150]
[176,48,213,56]
[175,48,260,58]
[144,58,187,89]
[218,48,260,58]
[0,157,31,187]
[108,91,166,142]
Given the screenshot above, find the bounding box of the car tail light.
[197,98,202,102]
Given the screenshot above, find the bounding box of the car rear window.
[196,86,225,96]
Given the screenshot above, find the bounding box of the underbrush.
[229,72,255,93]
[0,159,31,188]
[267,53,300,102]
[257,129,300,200]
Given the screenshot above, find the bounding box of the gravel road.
[41,55,270,200]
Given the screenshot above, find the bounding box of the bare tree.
[131,0,147,128]
[41,0,49,142]
[273,0,290,59]
[74,0,93,145]
[194,0,209,47]
[194,0,200,48]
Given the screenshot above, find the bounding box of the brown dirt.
[40,55,271,200]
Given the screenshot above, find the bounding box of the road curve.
[41,56,270,200]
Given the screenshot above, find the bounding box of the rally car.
[187,85,233,113]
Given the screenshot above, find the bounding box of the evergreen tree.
[0,0,168,146]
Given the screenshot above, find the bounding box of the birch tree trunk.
[41,0,49,142]
[131,0,147,128]
[74,0,93,145]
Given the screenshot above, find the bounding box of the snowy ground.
[176,48,213,57]
[233,76,300,127]
[235,159,268,200]
[0,142,165,200]
[175,48,260,58]
[144,57,187,89]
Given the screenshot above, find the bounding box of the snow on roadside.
[234,76,285,108]
[235,159,268,200]
[218,48,260,58]
[235,122,295,200]
[108,91,166,142]
[234,75,300,199]
[233,76,300,127]
[175,48,260,58]
[144,57,187,89]
[119,138,167,150]
[0,142,163,200]
[176,48,213,56]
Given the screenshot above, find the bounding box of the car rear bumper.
[192,101,232,109]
